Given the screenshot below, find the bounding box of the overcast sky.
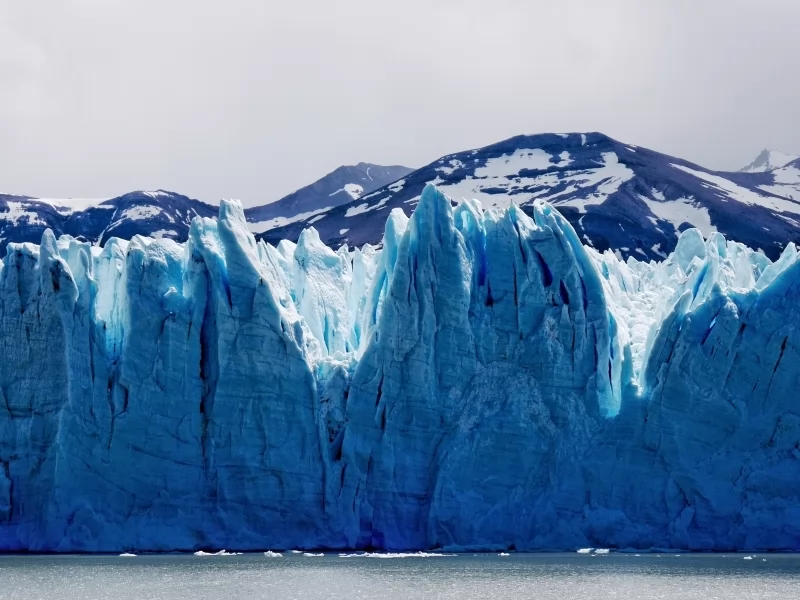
[1,0,799,206]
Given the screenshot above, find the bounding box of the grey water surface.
[1,552,799,600]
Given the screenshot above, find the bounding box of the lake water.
[1,552,799,600]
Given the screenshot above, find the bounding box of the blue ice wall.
[0,185,798,552]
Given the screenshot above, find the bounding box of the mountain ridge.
[3,135,800,261]
[0,189,218,252]
[245,162,413,233]
[0,162,412,254]
[739,148,799,173]
[259,132,800,261]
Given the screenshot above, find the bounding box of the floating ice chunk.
[303,552,324,557]
[263,551,283,557]
[119,553,136,557]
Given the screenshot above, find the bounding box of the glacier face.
[1,184,799,553]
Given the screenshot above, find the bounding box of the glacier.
[1,184,799,553]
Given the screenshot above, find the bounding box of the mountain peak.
[245,162,413,232]
[257,132,800,262]
[740,149,799,173]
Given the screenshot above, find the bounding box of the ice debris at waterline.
[338,552,455,558]
[1,184,799,553]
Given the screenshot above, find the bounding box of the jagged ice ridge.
[1,184,799,552]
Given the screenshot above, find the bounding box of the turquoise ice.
[1,185,798,552]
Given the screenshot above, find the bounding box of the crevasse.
[0,184,798,553]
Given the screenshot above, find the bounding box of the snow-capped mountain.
[260,133,800,261]
[5,138,800,262]
[245,162,413,233]
[0,190,217,253]
[0,163,413,255]
[739,149,799,173]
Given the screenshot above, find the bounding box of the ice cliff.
[1,185,799,553]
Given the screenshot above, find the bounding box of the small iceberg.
[594,549,610,555]
[290,550,303,554]
[303,552,324,557]
[577,548,593,554]
[743,556,754,560]
[119,553,136,557]
[194,550,241,556]
[498,552,510,557]
[263,551,283,558]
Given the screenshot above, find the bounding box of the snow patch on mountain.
[426,151,633,213]
[345,203,371,217]
[251,206,334,234]
[329,183,364,200]
[673,164,800,215]
[551,152,634,212]
[32,197,113,213]
[387,179,405,193]
[151,229,179,239]
[774,165,800,184]
[120,205,165,221]
[2,201,48,226]
[436,160,465,175]
[640,196,716,237]
[141,190,173,199]
[473,148,564,175]
[760,165,800,201]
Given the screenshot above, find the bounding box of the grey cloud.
[1,0,799,205]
